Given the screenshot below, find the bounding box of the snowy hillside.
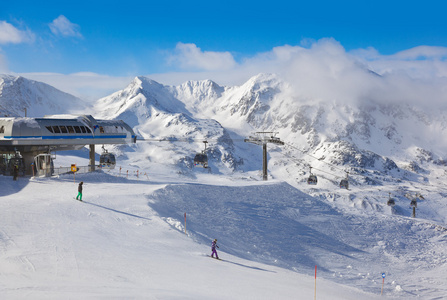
[0,171,385,299]
[2,73,447,298]
[0,74,86,117]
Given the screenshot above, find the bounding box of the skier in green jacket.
[76,181,83,201]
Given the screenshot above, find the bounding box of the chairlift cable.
[282,142,346,173]
[279,150,343,180]
[136,136,447,192]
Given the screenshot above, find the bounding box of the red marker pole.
[381,273,386,295]
[314,265,317,300]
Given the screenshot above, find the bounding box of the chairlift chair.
[99,146,116,169]
[194,141,209,168]
[307,167,318,185]
[194,153,208,168]
[387,193,395,206]
[339,171,349,189]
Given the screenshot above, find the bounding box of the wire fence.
[33,165,150,181]
[53,165,93,176]
[101,166,151,180]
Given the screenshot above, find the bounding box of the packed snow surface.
[1,169,380,299]
[1,151,447,299]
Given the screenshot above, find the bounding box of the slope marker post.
[314,265,317,300]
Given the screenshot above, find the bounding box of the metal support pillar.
[244,132,284,182]
[262,143,268,181]
[22,152,36,176]
[89,144,95,172]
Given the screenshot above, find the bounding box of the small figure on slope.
[211,238,219,259]
[76,181,83,201]
[13,165,18,181]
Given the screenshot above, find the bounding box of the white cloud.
[0,20,35,44]
[13,39,447,111]
[49,15,83,38]
[168,42,237,71]
[160,39,447,109]
[351,45,447,81]
[392,46,447,60]
[238,39,379,104]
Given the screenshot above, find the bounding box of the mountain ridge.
[2,73,446,183]
[0,74,86,117]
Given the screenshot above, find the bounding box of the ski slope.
[148,177,447,299]
[1,152,447,299]
[0,170,381,299]
[0,151,447,299]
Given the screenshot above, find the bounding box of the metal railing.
[34,165,98,177]
[33,165,150,180]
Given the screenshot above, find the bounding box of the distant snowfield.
[1,152,447,299]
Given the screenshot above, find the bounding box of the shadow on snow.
[148,182,364,274]
[84,201,151,221]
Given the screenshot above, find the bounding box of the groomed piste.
[2,151,447,299]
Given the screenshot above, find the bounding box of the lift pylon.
[244,132,284,181]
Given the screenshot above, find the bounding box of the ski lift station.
[0,115,136,177]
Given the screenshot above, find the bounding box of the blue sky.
[1,0,447,99]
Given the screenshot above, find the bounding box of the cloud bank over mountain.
[168,42,237,71]
[15,39,447,108]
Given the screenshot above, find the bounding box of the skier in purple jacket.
[211,239,219,259]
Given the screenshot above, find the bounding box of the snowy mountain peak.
[0,74,85,117]
[93,76,190,126]
[91,72,447,177]
[2,73,447,187]
[244,72,282,87]
[176,79,224,100]
[132,76,164,90]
